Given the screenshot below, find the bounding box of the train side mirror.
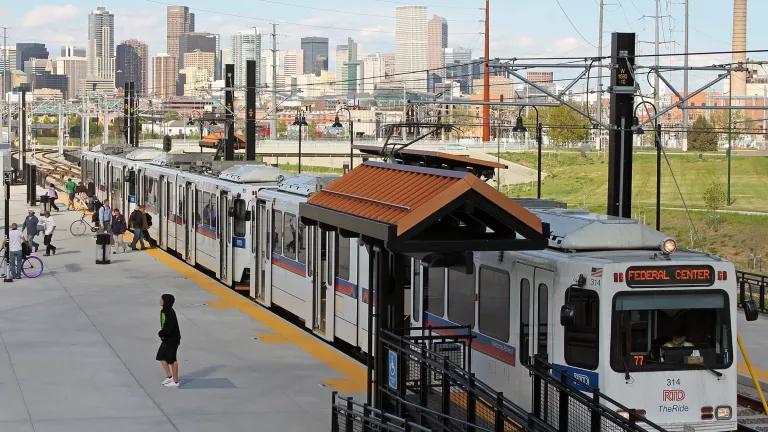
[560,304,575,327]
[743,299,760,322]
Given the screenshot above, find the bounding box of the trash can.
[95,233,111,264]
[39,195,50,213]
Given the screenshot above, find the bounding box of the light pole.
[332,107,353,170]
[633,100,661,230]
[512,106,542,199]
[292,110,308,174]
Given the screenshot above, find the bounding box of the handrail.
[738,270,767,313]
[331,392,431,432]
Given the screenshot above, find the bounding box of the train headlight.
[660,238,677,255]
[715,405,732,420]
[617,410,629,420]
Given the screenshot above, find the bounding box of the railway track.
[738,383,768,431]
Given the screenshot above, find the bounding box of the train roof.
[533,208,668,251]
[218,164,285,183]
[276,175,338,196]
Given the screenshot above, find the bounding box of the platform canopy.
[300,161,548,254]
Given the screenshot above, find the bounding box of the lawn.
[500,150,768,270]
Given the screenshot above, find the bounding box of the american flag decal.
[591,267,603,278]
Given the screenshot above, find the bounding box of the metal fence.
[332,392,431,432]
[738,270,767,313]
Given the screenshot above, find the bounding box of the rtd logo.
[662,390,686,402]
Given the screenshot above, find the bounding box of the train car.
[413,208,741,431]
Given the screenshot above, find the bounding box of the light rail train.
[81,147,752,431]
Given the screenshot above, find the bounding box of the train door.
[185,182,195,264]
[312,228,334,339]
[249,202,258,299]
[166,179,174,251]
[177,183,186,258]
[219,191,231,285]
[158,175,166,249]
[533,268,553,363]
[254,200,270,305]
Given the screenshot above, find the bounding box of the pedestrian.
[5,223,27,280]
[157,293,181,388]
[65,178,77,210]
[99,199,113,234]
[111,209,128,253]
[75,181,87,207]
[144,211,157,248]
[91,197,102,227]
[47,183,60,212]
[42,211,57,256]
[128,205,148,250]
[22,209,40,252]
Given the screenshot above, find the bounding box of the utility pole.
[57,103,64,156]
[270,24,278,140]
[654,0,660,112]
[2,26,9,144]
[481,0,491,142]
[682,0,689,151]
[596,0,604,151]
[103,97,109,146]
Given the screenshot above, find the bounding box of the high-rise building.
[80,77,116,96]
[283,48,304,78]
[181,66,209,96]
[121,39,148,96]
[88,7,115,80]
[1,46,16,93]
[55,56,87,99]
[395,5,428,91]
[178,32,217,69]
[116,41,147,95]
[301,37,329,76]
[184,50,215,82]
[220,48,232,80]
[444,47,472,94]
[336,38,360,97]
[166,6,193,62]
[16,43,49,71]
[61,46,86,58]
[362,53,395,94]
[231,30,261,89]
[152,53,177,99]
[427,15,447,78]
[30,71,68,99]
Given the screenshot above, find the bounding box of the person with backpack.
[128,205,148,250]
[47,183,60,212]
[65,178,77,210]
[99,199,113,234]
[22,209,40,252]
[157,293,181,387]
[111,209,128,253]
[144,211,157,248]
[91,197,102,228]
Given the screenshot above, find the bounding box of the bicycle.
[70,212,99,236]
[0,247,44,279]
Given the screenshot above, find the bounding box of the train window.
[283,213,297,260]
[195,191,203,225]
[537,284,549,357]
[611,291,732,372]
[412,260,421,322]
[297,221,306,265]
[448,267,475,327]
[564,288,599,370]
[272,210,283,254]
[233,199,246,238]
[478,267,510,342]
[336,234,350,280]
[144,177,156,210]
[424,267,445,317]
[520,279,531,365]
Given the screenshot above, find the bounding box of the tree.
[164,111,182,122]
[687,116,718,151]
[710,109,750,140]
[703,181,726,230]
[527,105,591,146]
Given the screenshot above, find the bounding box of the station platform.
[738,313,768,387]
[0,186,365,432]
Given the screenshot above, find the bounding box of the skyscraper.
[283,48,304,78]
[427,15,447,78]
[184,50,215,81]
[362,52,395,94]
[301,37,329,76]
[61,46,86,58]
[444,47,472,94]
[336,38,360,97]
[395,6,428,91]
[55,56,87,99]
[231,30,261,89]
[178,32,217,69]
[166,6,194,62]
[15,43,49,71]
[88,7,115,80]
[152,53,177,99]
[116,41,146,95]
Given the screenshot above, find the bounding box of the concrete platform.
[738,313,768,389]
[0,186,365,432]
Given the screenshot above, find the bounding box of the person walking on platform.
[47,184,60,212]
[22,209,40,252]
[129,206,148,251]
[75,181,87,207]
[144,211,156,248]
[111,209,128,253]
[42,212,57,256]
[157,293,181,387]
[65,178,77,210]
[99,199,113,234]
[5,223,27,280]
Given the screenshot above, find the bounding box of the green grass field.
[500,150,768,270]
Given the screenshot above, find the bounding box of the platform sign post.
[387,349,398,390]
[607,32,636,219]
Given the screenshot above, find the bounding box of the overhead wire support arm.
[644,72,730,125]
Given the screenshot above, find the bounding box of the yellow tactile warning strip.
[124,233,366,393]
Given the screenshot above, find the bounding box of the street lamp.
[332,107,353,171]
[633,100,661,231]
[292,110,308,174]
[513,106,543,199]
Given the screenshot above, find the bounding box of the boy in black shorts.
[157,294,181,387]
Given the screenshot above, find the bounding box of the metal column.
[224,64,235,161]
[246,60,256,161]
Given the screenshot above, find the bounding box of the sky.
[4,0,768,90]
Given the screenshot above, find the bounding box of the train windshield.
[611,291,732,372]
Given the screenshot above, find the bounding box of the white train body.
[80,149,739,431]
